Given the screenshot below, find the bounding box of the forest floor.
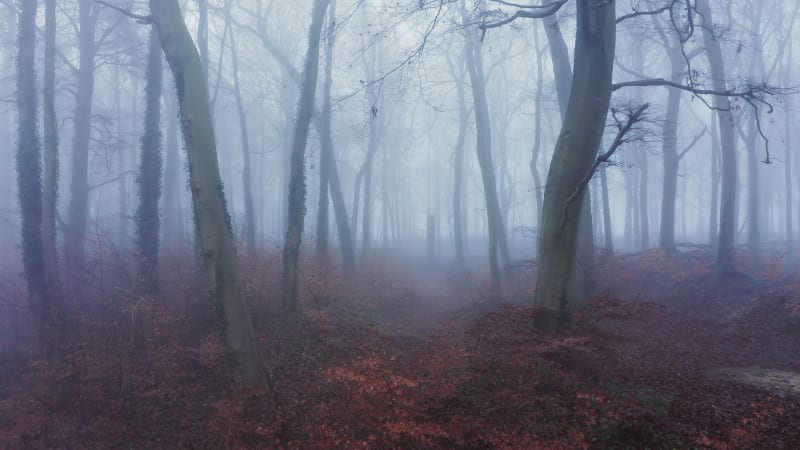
[1,247,800,449]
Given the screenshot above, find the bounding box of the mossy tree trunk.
[135,27,164,294]
[149,0,262,385]
[17,0,56,352]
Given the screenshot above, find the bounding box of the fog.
[1,0,799,447]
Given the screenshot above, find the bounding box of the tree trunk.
[534,0,615,328]
[709,110,720,244]
[315,1,336,258]
[150,0,262,385]
[66,0,97,282]
[42,0,63,306]
[136,27,164,294]
[698,0,739,275]
[229,29,256,252]
[600,165,613,253]
[542,2,595,305]
[163,84,184,246]
[658,74,682,252]
[464,15,511,297]
[17,0,56,352]
[282,0,330,314]
[452,51,468,267]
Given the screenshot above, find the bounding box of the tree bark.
[282,0,330,314]
[464,13,512,296]
[163,84,185,246]
[229,29,256,252]
[18,0,56,352]
[600,164,613,253]
[534,0,615,328]
[65,0,98,282]
[42,0,63,306]
[136,27,164,294]
[150,0,263,385]
[315,0,336,258]
[698,0,739,275]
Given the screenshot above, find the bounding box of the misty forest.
[2,0,800,447]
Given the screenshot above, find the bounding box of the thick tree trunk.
[65,0,97,281]
[42,0,63,306]
[135,28,164,294]
[698,0,739,275]
[282,0,329,314]
[543,3,595,305]
[150,0,262,385]
[17,0,56,351]
[534,0,615,328]
[229,30,256,252]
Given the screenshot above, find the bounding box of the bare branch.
[480,0,568,29]
[94,0,152,24]
[678,126,707,160]
[558,103,650,236]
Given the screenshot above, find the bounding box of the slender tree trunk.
[534,0,615,328]
[709,110,720,244]
[658,75,682,252]
[150,0,263,386]
[42,0,63,306]
[698,0,739,275]
[452,52,468,267]
[600,165,613,253]
[315,1,336,258]
[229,30,256,252]
[136,28,164,294]
[531,25,545,227]
[638,143,649,249]
[282,0,330,314]
[66,0,97,282]
[18,0,56,351]
[464,15,511,296]
[786,90,793,252]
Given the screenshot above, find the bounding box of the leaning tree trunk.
[42,0,63,306]
[534,0,616,328]
[149,0,262,385]
[698,0,738,276]
[135,27,164,294]
[17,0,56,352]
[282,0,330,314]
[65,0,97,282]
